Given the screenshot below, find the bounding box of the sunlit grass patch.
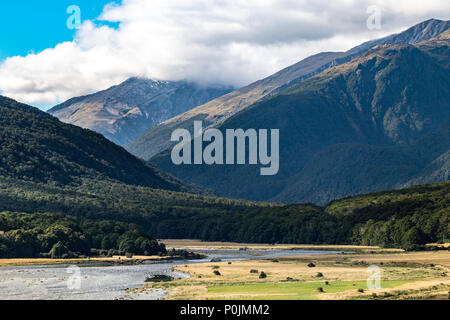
[205,280,414,300]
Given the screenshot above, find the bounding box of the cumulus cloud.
[0,0,449,107]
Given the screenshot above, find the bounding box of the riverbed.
[0,248,344,300]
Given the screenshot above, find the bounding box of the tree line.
[0,211,166,258]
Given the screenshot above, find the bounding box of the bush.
[317,287,324,292]
[358,288,364,293]
[145,275,173,283]
[307,263,316,268]
[250,269,259,274]
[315,272,324,278]
[259,272,267,279]
[213,270,221,276]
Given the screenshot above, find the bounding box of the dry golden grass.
[0,255,171,267]
[159,250,450,300]
[427,243,450,248]
[161,239,401,252]
[174,259,372,284]
[320,280,450,300]
[343,251,450,267]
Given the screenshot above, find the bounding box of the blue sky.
[0,1,118,60]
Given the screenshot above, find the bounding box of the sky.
[0,1,118,59]
[0,0,449,110]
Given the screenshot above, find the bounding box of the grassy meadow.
[141,242,450,300]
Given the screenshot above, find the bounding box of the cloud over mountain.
[0,0,449,106]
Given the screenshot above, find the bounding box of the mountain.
[48,78,232,145]
[150,30,450,205]
[0,95,190,192]
[126,19,450,160]
[0,98,446,250]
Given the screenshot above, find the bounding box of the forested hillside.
[128,19,450,161]
[0,176,447,255]
[151,34,450,205]
[0,96,189,192]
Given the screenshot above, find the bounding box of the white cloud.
[0,0,449,107]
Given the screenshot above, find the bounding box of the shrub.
[250,269,259,274]
[317,287,324,293]
[259,272,267,279]
[307,263,316,268]
[145,275,173,283]
[358,288,364,293]
[213,270,221,276]
[315,272,324,278]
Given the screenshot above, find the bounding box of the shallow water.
[0,248,343,300]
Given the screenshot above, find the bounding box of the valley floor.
[144,241,450,300]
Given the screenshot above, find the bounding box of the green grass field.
[206,280,414,300]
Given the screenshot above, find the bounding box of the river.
[0,248,344,300]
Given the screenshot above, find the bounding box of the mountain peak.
[349,19,449,54]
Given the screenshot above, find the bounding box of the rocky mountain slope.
[48,78,232,145]
[127,19,450,160]
[150,31,450,205]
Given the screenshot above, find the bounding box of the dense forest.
[0,96,190,192]
[0,177,448,257]
[0,211,166,259]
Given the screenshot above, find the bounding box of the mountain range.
[150,22,450,205]
[126,19,450,160]
[48,78,232,145]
